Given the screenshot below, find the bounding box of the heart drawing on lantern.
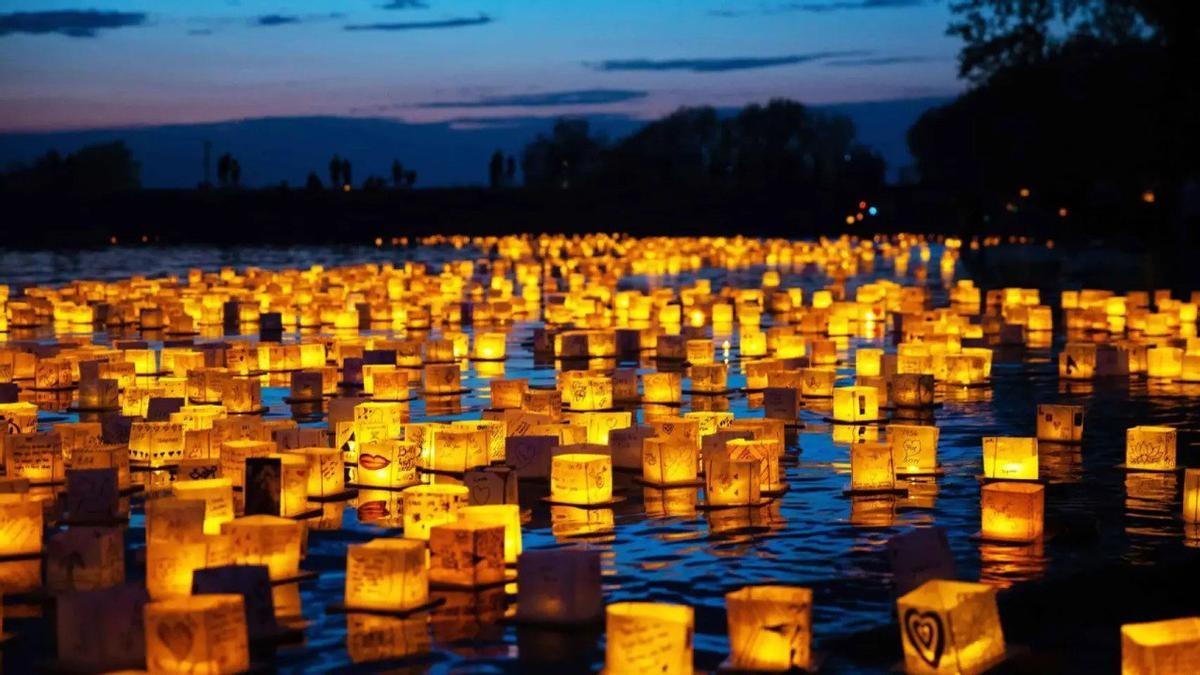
[903,608,944,668]
[157,619,196,662]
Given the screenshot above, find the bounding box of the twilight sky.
[0,1,962,132]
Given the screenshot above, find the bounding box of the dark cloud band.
[0,10,147,38]
[589,51,870,73]
[345,14,492,31]
[419,89,648,108]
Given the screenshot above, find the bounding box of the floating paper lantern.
[144,594,249,675]
[1125,426,1176,471]
[491,378,529,409]
[896,579,1005,674]
[1121,616,1200,675]
[427,426,489,473]
[221,376,261,413]
[3,431,65,483]
[225,515,304,580]
[79,378,119,409]
[123,348,157,375]
[460,504,522,564]
[982,437,1039,480]
[832,386,880,422]
[172,478,235,535]
[129,421,184,467]
[856,348,883,377]
[889,424,940,475]
[241,454,309,517]
[145,533,233,600]
[1036,404,1084,443]
[565,375,613,411]
[1147,347,1183,379]
[429,521,505,588]
[35,357,73,389]
[643,372,682,404]
[981,482,1044,542]
[703,455,760,506]
[726,585,812,672]
[690,363,728,393]
[516,548,602,624]
[685,339,713,365]
[219,439,275,488]
[800,367,836,397]
[424,363,462,394]
[642,436,698,486]
[725,438,783,492]
[284,447,344,498]
[893,373,935,408]
[357,440,420,488]
[850,442,897,492]
[344,538,428,611]
[0,493,42,555]
[403,484,469,540]
[741,330,767,358]
[472,332,507,360]
[550,453,611,505]
[605,602,694,675]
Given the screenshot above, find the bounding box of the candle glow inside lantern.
[225,515,304,580]
[429,521,505,587]
[1121,616,1200,675]
[403,484,469,540]
[1185,469,1200,524]
[427,426,489,473]
[832,385,880,422]
[490,378,528,409]
[550,453,612,505]
[982,437,1039,480]
[703,455,761,506]
[565,374,613,411]
[606,602,694,675]
[896,579,1005,675]
[725,585,812,672]
[357,439,420,488]
[145,533,233,600]
[850,442,897,492]
[1036,404,1084,443]
[643,372,682,404]
[345,538,428,612]
[981,482,1044,542]
[4,431,65,483]
[221,376,262,413]
[472,332,507,360]
[288,447,344,498]
[460,504,523,564]
[144,594,249,675]
[642,436,698,486]
[424,362,462,394]
[690,363,728,393]
[172,478,235,535]
[893,373,936,408]
[79,378,119,409]
[1126,426,1177,470]
[1147,347,1184,379]
[0,493,43,555]
[725,438,783,492]
[889,424,940,475]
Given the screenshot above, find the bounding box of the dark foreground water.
[2,243,1197,673]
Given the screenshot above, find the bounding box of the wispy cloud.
[255,14,299,27]
[345,13,492,31]
[588,52,870,73]
[419,89,648,108]
[0,10,147,38]
[382,0,430,8]
[824,55,934,66]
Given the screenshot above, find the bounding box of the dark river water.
[1,243,1196,673]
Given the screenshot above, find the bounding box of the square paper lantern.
[800,368,837,397]
[129,421,184,467]
[1126,426,1177,470]
[0,494,43,555]
[857,348,884,377]
[690,364,728,393]
[725,585,812,672]
[605,602,694,675]
[566,375,613,411]
[287,447,344,498]
[642,436,698,486]
[144,594,249,675]
[516,548,603,624]
[725,439,783,492]
[429,521,505,587]
[981,482,1044,542]
[460,504,522,564]
[833,386,879,422]
[220,440,275,488]
[79,378,119,409]
[424,363,462,394]
[893,374,935,408]
[402,484,469,540]
[225,515,303,581]
[703,455,761,506]
[896,580,1005,675]
[1185,469,1200,524]
[851,442,897,492]
[145,534,233,600]
[550,453,612,505]
[4,431,65,483]
[221,376,261,413]
[172,479,235,535]
[289,370,324,401]
[428,426,489,473]
[889,424,940,475]
[241,454,309,517]
[1122,616,1200,675]
[357,440,420,488]
[472,332,507,360]
[1036,404,1084,443]
[490,378,529,410]
[345,538,428,612]
[1147,347,1184,379]
[982,437,1039,480]
[740,330,767,358]
[643,372,682,404]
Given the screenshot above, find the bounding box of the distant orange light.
[845,215,856,225]
[1058,207,1068,217]
[856,213,864,222]
[1142,190,1156,204]
[1019,188,1031,198]
[141,235,149,243]
[1046,240,1055,249]
[374,237,383,247]
[343,184,351,193]
[109,236,118,245]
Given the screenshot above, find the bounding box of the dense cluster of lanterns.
[0,232,1197,673]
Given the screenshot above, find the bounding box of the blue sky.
[0,1,963,132]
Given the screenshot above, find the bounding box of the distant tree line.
[518,99,886,197]
[0,141,139,194]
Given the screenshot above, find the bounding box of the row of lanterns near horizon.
[0,232,1197,673]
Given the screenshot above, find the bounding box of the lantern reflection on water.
[1183,469,1200,524]
[725,585,812,672]
[605,602,694,675]
[896,579,1005,675]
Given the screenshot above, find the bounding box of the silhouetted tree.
[505,155,516,185]
[521,119,606,189]
[329,154,342,189]
[341,159,352,189]
[404,170,417,189]
[305,172,323,191]
[0,141,140,195]
[362,175,388,192]
[217,153,232,188]
[229,159,241,188]
[391,160,405,189]
[488,150,504,188]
